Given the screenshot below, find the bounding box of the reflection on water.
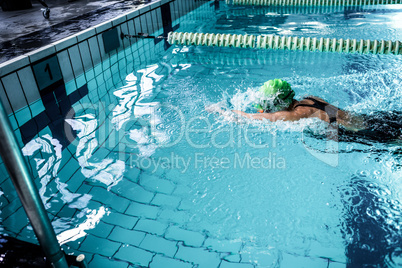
[17,41,402,264]
[65,114,125,190]
[128,64,169,157]
[212,3,402,40]
[56,207,106,245]
[111,73,139,131]
[339,175,402,267]
[22,134,91,210]
[155,49,402,263]
[18,62,180,239]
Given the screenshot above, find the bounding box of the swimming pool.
[1,0,402,267]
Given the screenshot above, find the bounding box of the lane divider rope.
[226,5,370,15]
[167,31,402,55]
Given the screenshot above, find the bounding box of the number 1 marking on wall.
[44,63,53,80]
[32,55,63,91]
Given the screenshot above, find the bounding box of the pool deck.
[0,0,154,64]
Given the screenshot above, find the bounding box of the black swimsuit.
[297,98,402,143]
[339,111,402,143]
[294,97,339,124]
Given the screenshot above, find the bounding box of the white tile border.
[95,21,113,35]
[112,14,128,27]
[27,44,56,64]
[0,55,29,78]
[54,35,79,52]
[77,27,97,43]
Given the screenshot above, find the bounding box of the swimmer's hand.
[205,104,226,114]
[206,105,244,123]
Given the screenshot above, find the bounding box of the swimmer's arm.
[232,110,303,122]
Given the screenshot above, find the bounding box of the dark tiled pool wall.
[0,0,204,144]
[0,0,206,239]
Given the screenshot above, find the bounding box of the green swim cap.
[256,79,295,112]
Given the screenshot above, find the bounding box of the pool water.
[7,1,402,267]
[138,46,402,265]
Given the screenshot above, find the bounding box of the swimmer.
[207,79,402,143]
[231,79,365,130]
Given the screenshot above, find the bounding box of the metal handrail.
[0,100,68,268]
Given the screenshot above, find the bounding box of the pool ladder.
[0,99,88,267]
[167,32,402,55]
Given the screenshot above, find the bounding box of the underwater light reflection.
[56,207,106,245]
[22,135,91,210]
[65,114,125,189]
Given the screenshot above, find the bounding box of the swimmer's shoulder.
[302,95,328,104]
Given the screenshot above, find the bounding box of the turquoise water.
[192,3,402,40]
[6,2,402,267]
[139,46,402,264]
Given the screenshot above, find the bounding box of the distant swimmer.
[207,79,402,143]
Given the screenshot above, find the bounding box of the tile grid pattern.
[66,3,344,267]
[0,0,348,267]
[0,0,179,243]
[0,0,169,220]
[0,33,167,238]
